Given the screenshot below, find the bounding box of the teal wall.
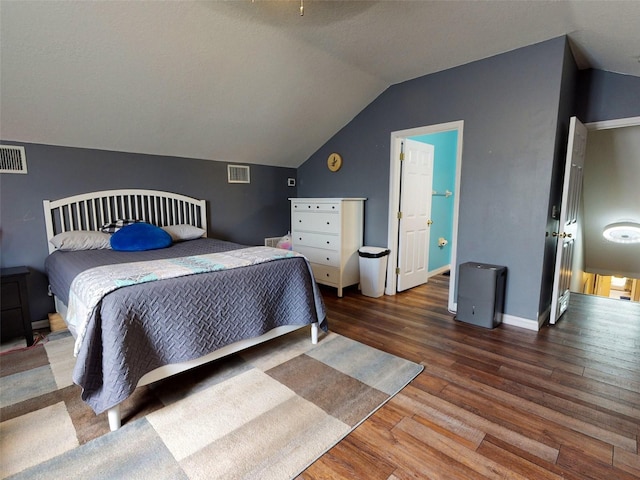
[410,130,458,273]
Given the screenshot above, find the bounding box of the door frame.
[586,116,640,131]
[549,115,640,322]
[574,115,640,294]
[386,120,464,312]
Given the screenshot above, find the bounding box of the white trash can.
[358,247,390,298]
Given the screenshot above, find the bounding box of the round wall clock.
[327,152,343,172]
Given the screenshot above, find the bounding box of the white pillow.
[161,224,205,242]
[50,231,112,251]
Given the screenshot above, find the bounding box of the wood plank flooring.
[299,275,640,479]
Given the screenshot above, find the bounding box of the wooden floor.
[300,275,640,479]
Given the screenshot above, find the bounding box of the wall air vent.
[264,237,280,248]
[227,164,250,184]
[0,145,27,174]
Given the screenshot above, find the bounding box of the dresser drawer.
[292,212,340,234]
[1,282,21,309]
[294,246,339,267]
[292,231,339,250]
[291,202,340,213]
[310,263,340,286]
[1,266,34,346]
[1,308,25,339]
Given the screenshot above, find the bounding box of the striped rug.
[0,328,422,479]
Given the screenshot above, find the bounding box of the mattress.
[45,238,327,413]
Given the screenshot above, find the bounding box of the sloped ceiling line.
[1,1,639,167]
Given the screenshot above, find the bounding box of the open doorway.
[386,120,463,312]
[570,116,640,305]
[581,274,640,302]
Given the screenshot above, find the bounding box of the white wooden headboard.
[43,189,207,253]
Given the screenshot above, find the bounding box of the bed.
[43,189,326,431]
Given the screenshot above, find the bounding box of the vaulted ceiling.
[1,1,639,168]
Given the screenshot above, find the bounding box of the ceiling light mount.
[602,221,640,244]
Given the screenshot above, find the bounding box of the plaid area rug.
[0,328,422,479]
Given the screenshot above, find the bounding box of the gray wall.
[298,38,640,324]
[539,39,579,317]
[577,69,640,123]
[0,143,296,321]
[4,38,638,328]
[298,37,569,323]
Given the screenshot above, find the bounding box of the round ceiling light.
[602,222,640,244]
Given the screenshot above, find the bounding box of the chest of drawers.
[290,198,365,297]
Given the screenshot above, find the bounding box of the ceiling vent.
[227,164,250,184]
[0,145,27,174]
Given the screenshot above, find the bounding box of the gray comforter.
[45,238,327,414]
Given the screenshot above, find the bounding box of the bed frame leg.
[311,323,318,344]
[108,405,122,431]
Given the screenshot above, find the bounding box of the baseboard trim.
[32,319,49,330]
[537,306,550,329]
[502,314,539,331]
[449,304,541,332]
[428,264,451,278]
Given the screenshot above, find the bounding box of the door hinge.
[397,211,402,219]
[395,267,401,275]
[399,152,405,161]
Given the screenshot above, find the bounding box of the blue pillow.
[110,222,172,251]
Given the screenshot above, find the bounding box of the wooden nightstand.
[1,267,34,346]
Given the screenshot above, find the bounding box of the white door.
[550,117,587,324]
[397,139,434,291]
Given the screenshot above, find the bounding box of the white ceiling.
[1,1,640,168]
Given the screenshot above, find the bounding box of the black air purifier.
[456,262,507,328]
